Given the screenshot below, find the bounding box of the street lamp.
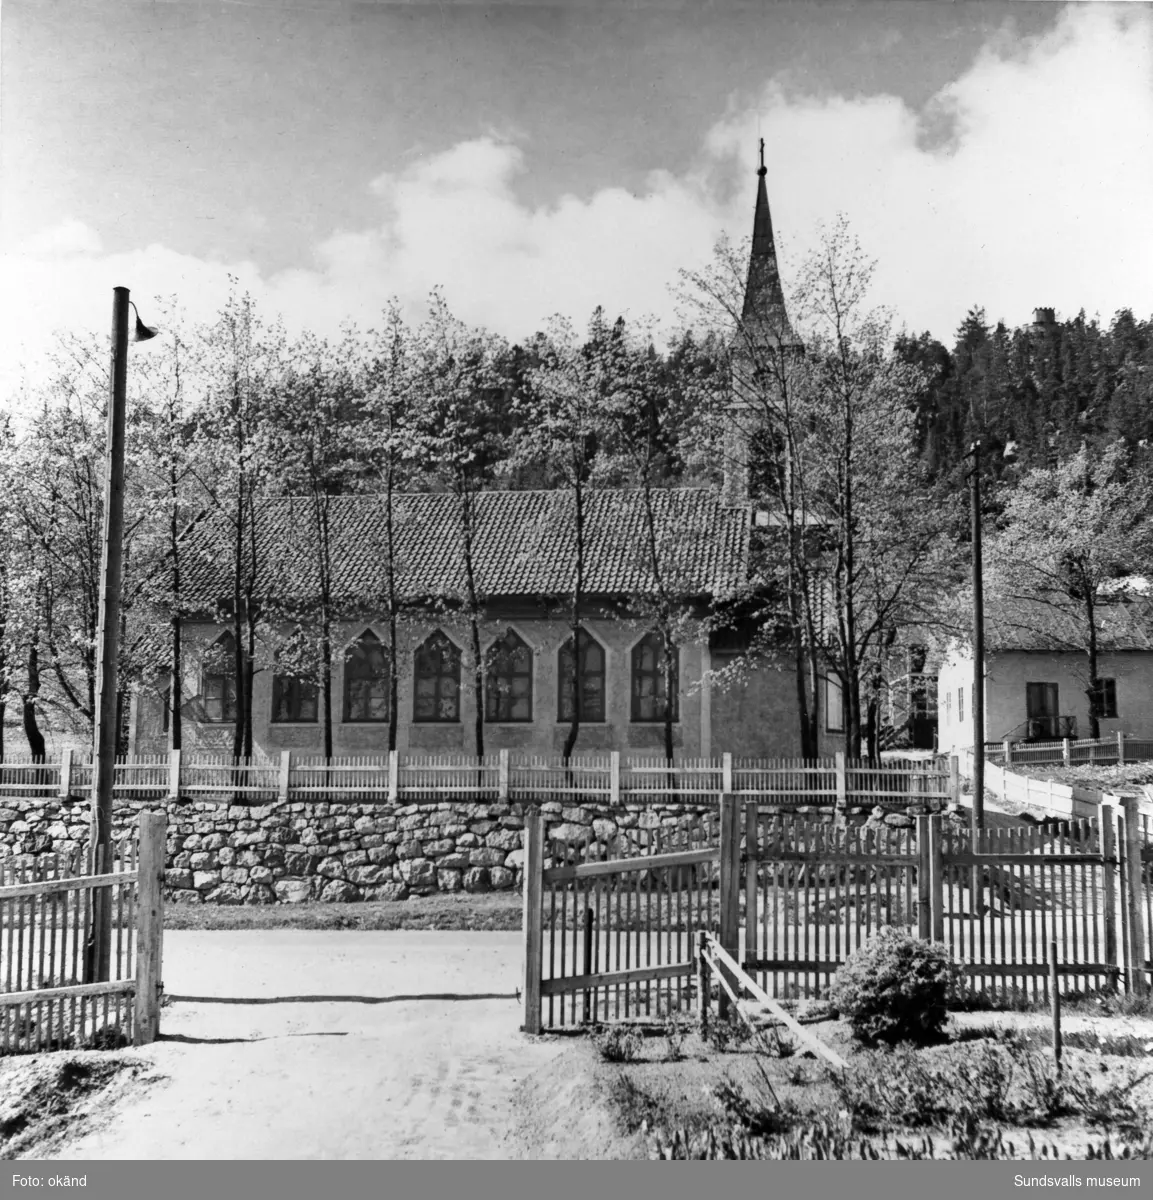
[86,286,157,983]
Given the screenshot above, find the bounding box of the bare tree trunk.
[662,624,675,763]
[562,488,586,763]
[459,490,485,759]
[1085,593,1100,740]
[23,636,46,761]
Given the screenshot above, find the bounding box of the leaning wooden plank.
[543,847,719,884]
[0,980,136,1006]
[706,936,847,1071]
[0,871,139,901]
[945,852,1103,868]
[540,961,691,996]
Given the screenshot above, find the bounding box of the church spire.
[741,140,801,350]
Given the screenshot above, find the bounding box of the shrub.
[829,928,959,1045]
[594,1025,643,1063]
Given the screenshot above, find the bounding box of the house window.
[558,630,606,723]
[272,673,319,724]
[485,630,533,723]
[414,631,461,723]
[203,632,238,723]
[958,687,964,723]
[1090,678,1118,720]
[631,633,679,723]
[1026,682,1060,739]
[945,690,952,724]
[824,675,846,734]
[343,630,389,723]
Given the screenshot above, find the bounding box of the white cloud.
[3,4,1150,407]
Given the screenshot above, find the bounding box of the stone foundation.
[0,795,959,904]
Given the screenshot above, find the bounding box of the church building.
[129,155,825,762]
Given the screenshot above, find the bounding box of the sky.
[2,0,1152,403]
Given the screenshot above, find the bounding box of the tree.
[516,310,613,759]
[129,312,206,752]
[683,219,954,759]
[189,289,287,758]
[409,292,509,758]
[266,327,366,756]
[594,318,708,762]
[360,302,422,753]
[982,441,1153,738]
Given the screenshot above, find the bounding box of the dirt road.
[55,930,565,1160]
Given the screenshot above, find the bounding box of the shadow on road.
[158,1031,352,1044]
[166,991,520,1006]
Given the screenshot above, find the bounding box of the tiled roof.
[180,488,751,612]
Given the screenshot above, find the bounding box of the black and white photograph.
[1,0,1152,1180]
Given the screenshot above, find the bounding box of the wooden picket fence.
[0,749,954,810]
[0,813,165,1054]
[521,794,1151,1033]
[991,733,1153,769]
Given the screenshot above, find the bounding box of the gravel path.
[55,930,565,1160]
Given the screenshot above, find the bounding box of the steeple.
[721,144,802,508]
[740,139,801,352]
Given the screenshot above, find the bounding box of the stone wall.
[0,794,956,905]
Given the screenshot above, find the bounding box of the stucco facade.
[131,610,818,760]
[937,646,1153,753]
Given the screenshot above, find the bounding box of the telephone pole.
[970,440,985,831]
[86,287,132,982]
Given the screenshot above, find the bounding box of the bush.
[829,927,959,1045]
[594,1025,643,1063]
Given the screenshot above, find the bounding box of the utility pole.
[970,440,985,831]
[86,286,131,983]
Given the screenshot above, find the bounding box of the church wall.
[132,609,803,761]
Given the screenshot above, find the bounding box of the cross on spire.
[758,137,766,177]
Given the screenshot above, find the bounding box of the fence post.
[498,748,510,802]
[167,748,181,802]
[697,929,710,1037]
[948,756,960,808]
[722,752,733,795]
[834,751,847,815]
[718,792,741,1020]
[917,814,932,940]
[744,801,758,961]
[1101,798,1119,987]
[1117,732,1126,766]
[134,811,166,1046]
[277,751,291,803]
[582,907,595,1024]
[1002,739,1012,766]
[388,749,399,803]
[522,807,544,1034]
[1062,738,1071,767]
[609,751,621,805]
[1120,795,1148,996]
[929,813,945,944]
[58,747,73,800]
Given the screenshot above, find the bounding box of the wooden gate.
[0,812,165,1053]
[744,800,1147,1001]
[522,809,719,1034]
[522,794,1150,1032]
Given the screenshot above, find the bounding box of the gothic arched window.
[631,632,679,723]
[343,630,389,723]
[202,631,238,723]
[413,631,461,723]
[485,630,533,723]
[558,630,606,723]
